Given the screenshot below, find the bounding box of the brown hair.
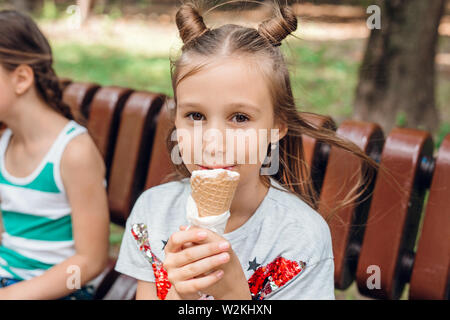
[0,10,73,120]
[166,1,399,223]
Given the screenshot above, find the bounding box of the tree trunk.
[354,0,446,135]
[77,0,95,25]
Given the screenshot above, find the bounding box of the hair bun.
[258,6,298,47]
[176,3,209,45]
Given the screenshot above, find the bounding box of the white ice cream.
[185,194,230,235]
[191,168,240,179]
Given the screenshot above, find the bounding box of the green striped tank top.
[0,120,87,280]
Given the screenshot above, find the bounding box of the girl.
[0,10,109,299]
[115,2,380,300]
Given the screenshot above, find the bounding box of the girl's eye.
[185,112,249,123]
[232,113,249,123]
[186,112,205,121]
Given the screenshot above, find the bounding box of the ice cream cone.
[190,169,240,217]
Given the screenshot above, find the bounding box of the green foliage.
[436,122,450,149]
[284,42,358,117]
[41,0,58,20]
[396,111,407,127]
[109,223,124,245]
[52,43,173,96]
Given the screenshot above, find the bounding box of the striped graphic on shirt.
[0,121,86,280]
[0,163,60,193]
[1,210,73,241]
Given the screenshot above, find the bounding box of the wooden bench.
[7,80,447,300]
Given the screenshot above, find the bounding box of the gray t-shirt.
[115,177,335,300]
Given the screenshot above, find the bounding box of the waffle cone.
[190,169,240,217]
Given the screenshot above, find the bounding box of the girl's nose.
[202,125,226,164]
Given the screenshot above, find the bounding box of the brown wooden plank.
[318,120,384,290]
[107,91,165,226]
[145,98,176,189]
[62,82,100,122]
[301,113,337,194]
[87,86,133,179]
[409,134,450,299]
[356,128,434,299]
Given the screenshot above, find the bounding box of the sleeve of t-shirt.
[114,191,156,283]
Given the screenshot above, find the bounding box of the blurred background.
[0,0,448,299]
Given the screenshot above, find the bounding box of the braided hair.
[0,10,73,120]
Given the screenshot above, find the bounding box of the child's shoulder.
[128,177,190,224]
[139,177,189,202]
[262,178,333,262]
[267,178,329,231]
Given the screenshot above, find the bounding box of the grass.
[286,42,358,118]
[53,43,173,96]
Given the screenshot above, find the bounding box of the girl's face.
[175,57,286,185]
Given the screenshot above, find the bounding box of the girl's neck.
[4,94,68,145]
[225,175,269,233]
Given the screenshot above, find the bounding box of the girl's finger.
[173,240,230,267]
[165,229,209,253]
[175,269,224,296]
[179,226,192,249]
[171,251,230,282]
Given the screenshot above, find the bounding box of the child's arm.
[136,280,181,300]
[136,281,158,299]
[0,134,109,299]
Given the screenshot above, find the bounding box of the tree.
[77,0,95,24]
[354,0,446,134]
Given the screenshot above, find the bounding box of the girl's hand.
[191,228,251,300]
[165,226,252,300]
[163,227,231,300]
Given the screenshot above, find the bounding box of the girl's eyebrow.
[178,102,261,114]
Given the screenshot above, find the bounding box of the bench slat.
[62,82,100,122]
[318,121,383,290]
[301,113,336,194]
[108,91,165,226]
[87,86,134,180]
[356,128,434,299]
[145,99,176,189]
[409,134,450,299]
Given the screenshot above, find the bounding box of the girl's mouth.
[197,165,236,171]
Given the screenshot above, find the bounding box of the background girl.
[115,1,381,300]
[0,10,109,299]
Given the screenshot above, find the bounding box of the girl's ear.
[272,120,288,144]
[12,64,34,95]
